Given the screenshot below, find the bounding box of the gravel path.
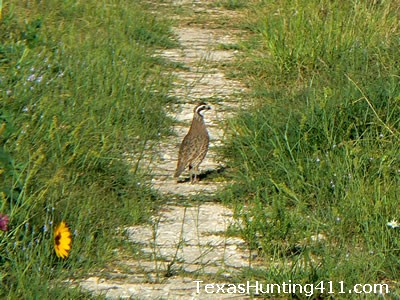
[76,1,256,298]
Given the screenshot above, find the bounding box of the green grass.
[223,0,400,297]
[215,0,248,10]
[2,0,400,298]
[0,0,174,298]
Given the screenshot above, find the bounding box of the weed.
[224,0,400,296]
[0,0,174,298]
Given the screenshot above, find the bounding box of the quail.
[174,102,211,183]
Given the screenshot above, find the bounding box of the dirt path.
[77,1,255,298]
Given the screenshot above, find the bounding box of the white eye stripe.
[195,104,210,112]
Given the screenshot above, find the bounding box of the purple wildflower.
[0,213,9,231]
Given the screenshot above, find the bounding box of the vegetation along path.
[77,1,255,299]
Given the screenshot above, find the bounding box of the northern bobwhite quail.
[174,102,211,183]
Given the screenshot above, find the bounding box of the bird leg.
[189,165,194,184]
[188,165,199,184]
[192,166,200,184]
[192,173,197,184]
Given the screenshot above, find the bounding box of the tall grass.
[0,0,174,298]
[224,0,400,295]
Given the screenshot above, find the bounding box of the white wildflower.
[387,219,400,229]
[27,74,36,82]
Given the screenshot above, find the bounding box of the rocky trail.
[76,1,257,298]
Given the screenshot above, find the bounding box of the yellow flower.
[54,221,72,259]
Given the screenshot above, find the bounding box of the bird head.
[194,102,211,116]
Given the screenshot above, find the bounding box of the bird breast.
[187,119,208,138]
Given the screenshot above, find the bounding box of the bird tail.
[174,163,184,178]
[174,168,183,178]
